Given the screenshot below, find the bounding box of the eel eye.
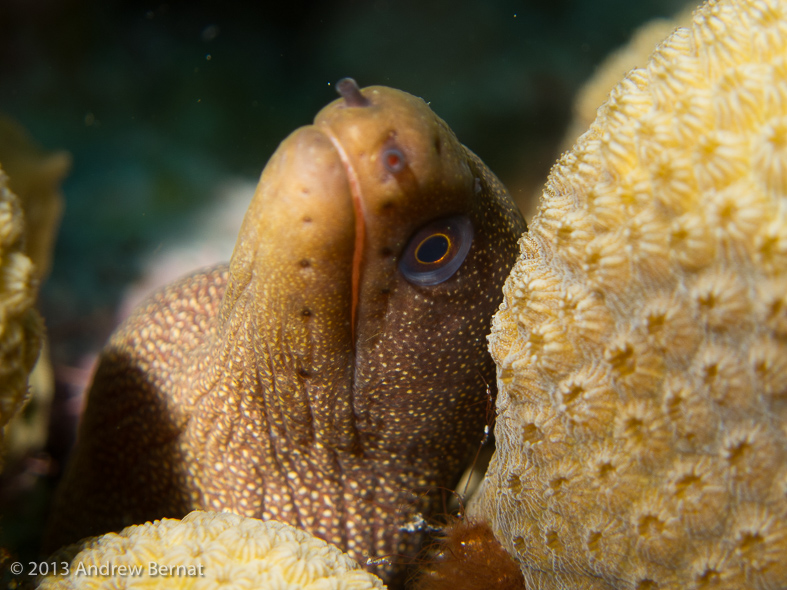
[399,216,474,286]
[382,147,407,174]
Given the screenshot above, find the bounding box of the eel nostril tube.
[336,78,370,107]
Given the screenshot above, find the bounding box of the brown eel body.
[46,81,525,584]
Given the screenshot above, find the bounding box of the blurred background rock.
[0,0,689,565]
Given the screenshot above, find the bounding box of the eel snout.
[240,123,355,266]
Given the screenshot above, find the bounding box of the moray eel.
[46,80,525,583]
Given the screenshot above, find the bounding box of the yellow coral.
[37,511,385,590]
[0,115,69,463]
[470,0,787,588]
[0,166,42,440]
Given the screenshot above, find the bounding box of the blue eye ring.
[399,216,474,286]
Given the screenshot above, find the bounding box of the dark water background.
[0,0,688,567]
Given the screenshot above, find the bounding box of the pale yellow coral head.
[472,0,787,588]
[38,511,386,590]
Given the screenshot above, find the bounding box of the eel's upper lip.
[318,122,366,349]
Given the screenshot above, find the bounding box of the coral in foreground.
[471,0,787,588]
[37,511,385,590]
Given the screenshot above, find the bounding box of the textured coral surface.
[0,166,41,440]
[0,115,68,464]
[37,511,385,590]
[472,0,787,588]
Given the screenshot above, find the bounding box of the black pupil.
[416,235,450,263]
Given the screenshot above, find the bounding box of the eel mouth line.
[320,125,365,349]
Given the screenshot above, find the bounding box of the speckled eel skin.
[45,80,526,584]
